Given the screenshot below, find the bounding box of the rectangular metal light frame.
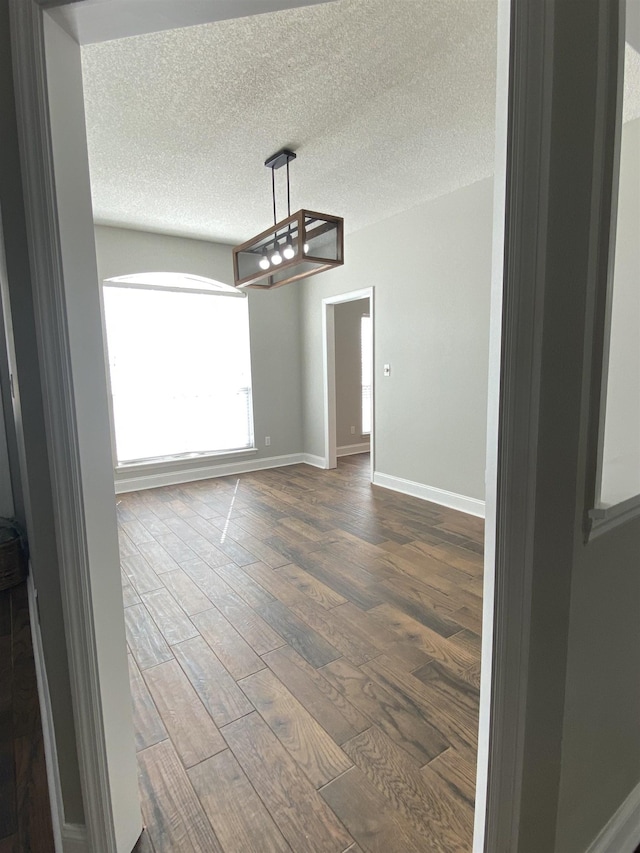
[232,209,344,290]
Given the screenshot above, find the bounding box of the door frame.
[322,287,374,476]
[6,0,625,850]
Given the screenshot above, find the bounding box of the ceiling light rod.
[265,148,296,222]
[265,148,297,264]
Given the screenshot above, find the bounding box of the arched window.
[102,272,254,465]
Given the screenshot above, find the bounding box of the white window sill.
[115,446,258,475]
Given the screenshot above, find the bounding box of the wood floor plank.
[368,605,477,679]
[286,551,383,611]
[0,835,18,853]
[191,608,265,680]
[263,646,370,745]
[242,560,306,606]
[257,600,342,669]
[155,532,199,566]
[206,533,259,568]
[211,562,276,609]
[451,605,482,634]
[282,596,380,667]
[214,590,285,655]
[461,662,481,690]
[143,660,225,768]
[404,539,482,577]
[142,589,199,646]
[137,541,182,575]
[221,713,353,853]
[125,604,173,671]
[188,750,292,852]
[164,520,230,568]
[14,734,55,853]
[320,659,448,765]
[362,657,478,752]
[11,585,41,740]
[341,726,472,852]
[274,562,347,609]
[319,765,425,853]
[137,740,223,852]
[133,510,174,539]
[373,578,463,638]
[121,519,155,545]
[118,530,139,558]
[160,569,214,616]
[122,574,142,608]
[3,585,54,853]
[375,641,434,673]
[447,627,482,660]
[0,633,16,839]
[329,603,397,651]
[427,745,476,807]
[239,668,352,787]
[180,558,235,601]
[173,636,253,727]
[209,521,291,568]
[128,655,168,751]
[0,737,16,839]
[121,555,164,596]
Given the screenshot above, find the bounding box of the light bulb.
[271,243,283,265]
[303,242,310,254]
[283,236,295,260]
[259,249,270,270]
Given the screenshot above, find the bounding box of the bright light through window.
[102,275,254,464]
[361,315,372,435]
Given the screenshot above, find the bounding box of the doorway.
[322,288,374,479]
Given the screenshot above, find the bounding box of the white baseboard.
[302,453,328,469]
[114,452,307,493]
[27,572,65,853]
[337,442,370,457]
[372,471,486,518]
[585,781,640,853]
[62,823,89,853]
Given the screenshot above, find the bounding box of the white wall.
[334,297,370,448]
[301,178,493,502]
[600,117,640,506]
[94,225,304,476]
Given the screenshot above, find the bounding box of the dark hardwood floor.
[119,453,483,853]
[0,581,55,853]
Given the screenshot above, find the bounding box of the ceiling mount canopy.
[232,148,343,290]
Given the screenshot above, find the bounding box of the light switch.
[383,364,391,377]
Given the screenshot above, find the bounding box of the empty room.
[4,1,640,852]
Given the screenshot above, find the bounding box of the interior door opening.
[322,288,374,481]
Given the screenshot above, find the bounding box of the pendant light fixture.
[233,149,344,290]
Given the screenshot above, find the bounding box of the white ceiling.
[80,0,640,245]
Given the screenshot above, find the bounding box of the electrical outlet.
[265,436,271,446]
[350,425,356,435]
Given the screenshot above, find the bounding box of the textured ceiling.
[80,1,640,244]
